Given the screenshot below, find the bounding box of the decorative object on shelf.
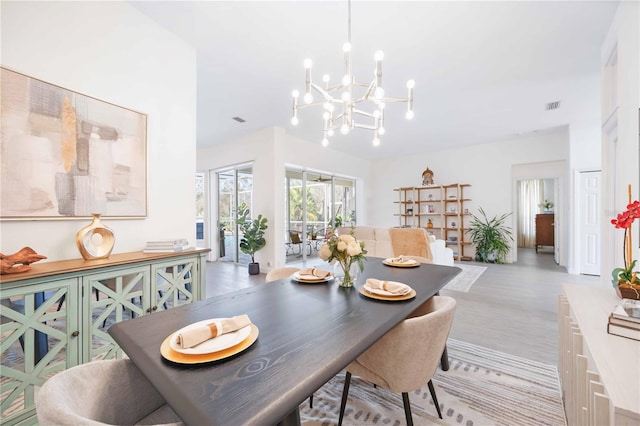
[236,203,268,275]
[422,167,434,186]
[610,185,639,299]
[539,199,554,213]
[451,221,457,227]
[0,247,47,274]
[75,214,115,260]
[290,0,415,148]
[427,219,434,229]
[318,229,367,288]
[406,207,413,215]
[467,207,513,263]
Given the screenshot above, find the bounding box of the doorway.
[516,178,559,264]
[216,164,253,264]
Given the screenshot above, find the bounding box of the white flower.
[337,241,348,252]
[346,241,362,256]
[318,243,331,260]
[339,234,356,244]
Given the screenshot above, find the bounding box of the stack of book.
[607,298,640,341]
[143,238,190,253]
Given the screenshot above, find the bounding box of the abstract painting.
[1,67,147,219]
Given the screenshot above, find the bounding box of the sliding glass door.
[285,169,356,263]
[216,165,253,264]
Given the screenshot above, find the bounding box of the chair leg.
[427,379,443,419]
[338,372,352,426]
[56,294,66,311]
[309,393,313,408]
[402,392,414,426]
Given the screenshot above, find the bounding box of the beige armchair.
[338,296,457,425]
[36,359,182,425]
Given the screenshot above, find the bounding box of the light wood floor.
[205,248,603,365]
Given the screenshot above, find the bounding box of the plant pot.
[248,263,260,275]
[616,280,640,300]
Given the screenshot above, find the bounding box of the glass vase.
[333,260,359,288]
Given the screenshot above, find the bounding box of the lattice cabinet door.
[0,278,79,425]
[81,266,150,362]
[151,257,199,312]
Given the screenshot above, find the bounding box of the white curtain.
[518,180,544,247]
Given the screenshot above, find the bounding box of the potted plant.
[467,207,513,263]
[539,199,554,213]
[236,203,268,275]
[610,194,639,299]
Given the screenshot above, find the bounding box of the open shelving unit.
[393,183,472,261]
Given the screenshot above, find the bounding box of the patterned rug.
[300,339,566,426]
[442,264,486,293]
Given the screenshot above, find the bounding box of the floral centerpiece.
[610,190,640,299]
[318,229,367,287]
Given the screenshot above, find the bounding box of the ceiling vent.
[545,101,561,111]
[232,116,246,123]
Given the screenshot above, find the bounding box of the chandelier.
[290,0,415,147]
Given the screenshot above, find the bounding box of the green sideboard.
[0,249,210,425]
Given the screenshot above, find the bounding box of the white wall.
[197,126,371,270]
[1,2,197,261]
[600,1,640,277]
[370,130,569,264]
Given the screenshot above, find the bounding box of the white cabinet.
[558,284,640,425]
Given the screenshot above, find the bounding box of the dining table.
[108,257,461,425]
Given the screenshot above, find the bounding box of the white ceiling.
[131,1,619,160]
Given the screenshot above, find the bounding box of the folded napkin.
[389,255,416,264]
[365,278,411,295]
[176,314,252,349]
[298,267,331,279]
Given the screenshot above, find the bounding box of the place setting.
[382,255,420,268]
[160,314,259,364]
[291,267,334,284]
[358,278,416,301]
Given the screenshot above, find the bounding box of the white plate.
[169,319,252,355]
[291,271,333,283]
[363,282,412,296]
[382,258,419,268]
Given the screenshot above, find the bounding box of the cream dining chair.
[265,267,300,282]
[36,358,182,425]
[338,295,457,426]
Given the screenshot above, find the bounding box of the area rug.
[300,339,566,426]
[442,264,486,293]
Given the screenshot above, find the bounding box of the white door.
[579,171,601,275]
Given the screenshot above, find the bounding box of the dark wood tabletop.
[108,258,460,425]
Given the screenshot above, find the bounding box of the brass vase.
[75,213,115,260]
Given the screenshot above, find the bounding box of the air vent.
[545,101,561,111]
[232,116,246,123]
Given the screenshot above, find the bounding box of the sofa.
[336,226,454,267]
